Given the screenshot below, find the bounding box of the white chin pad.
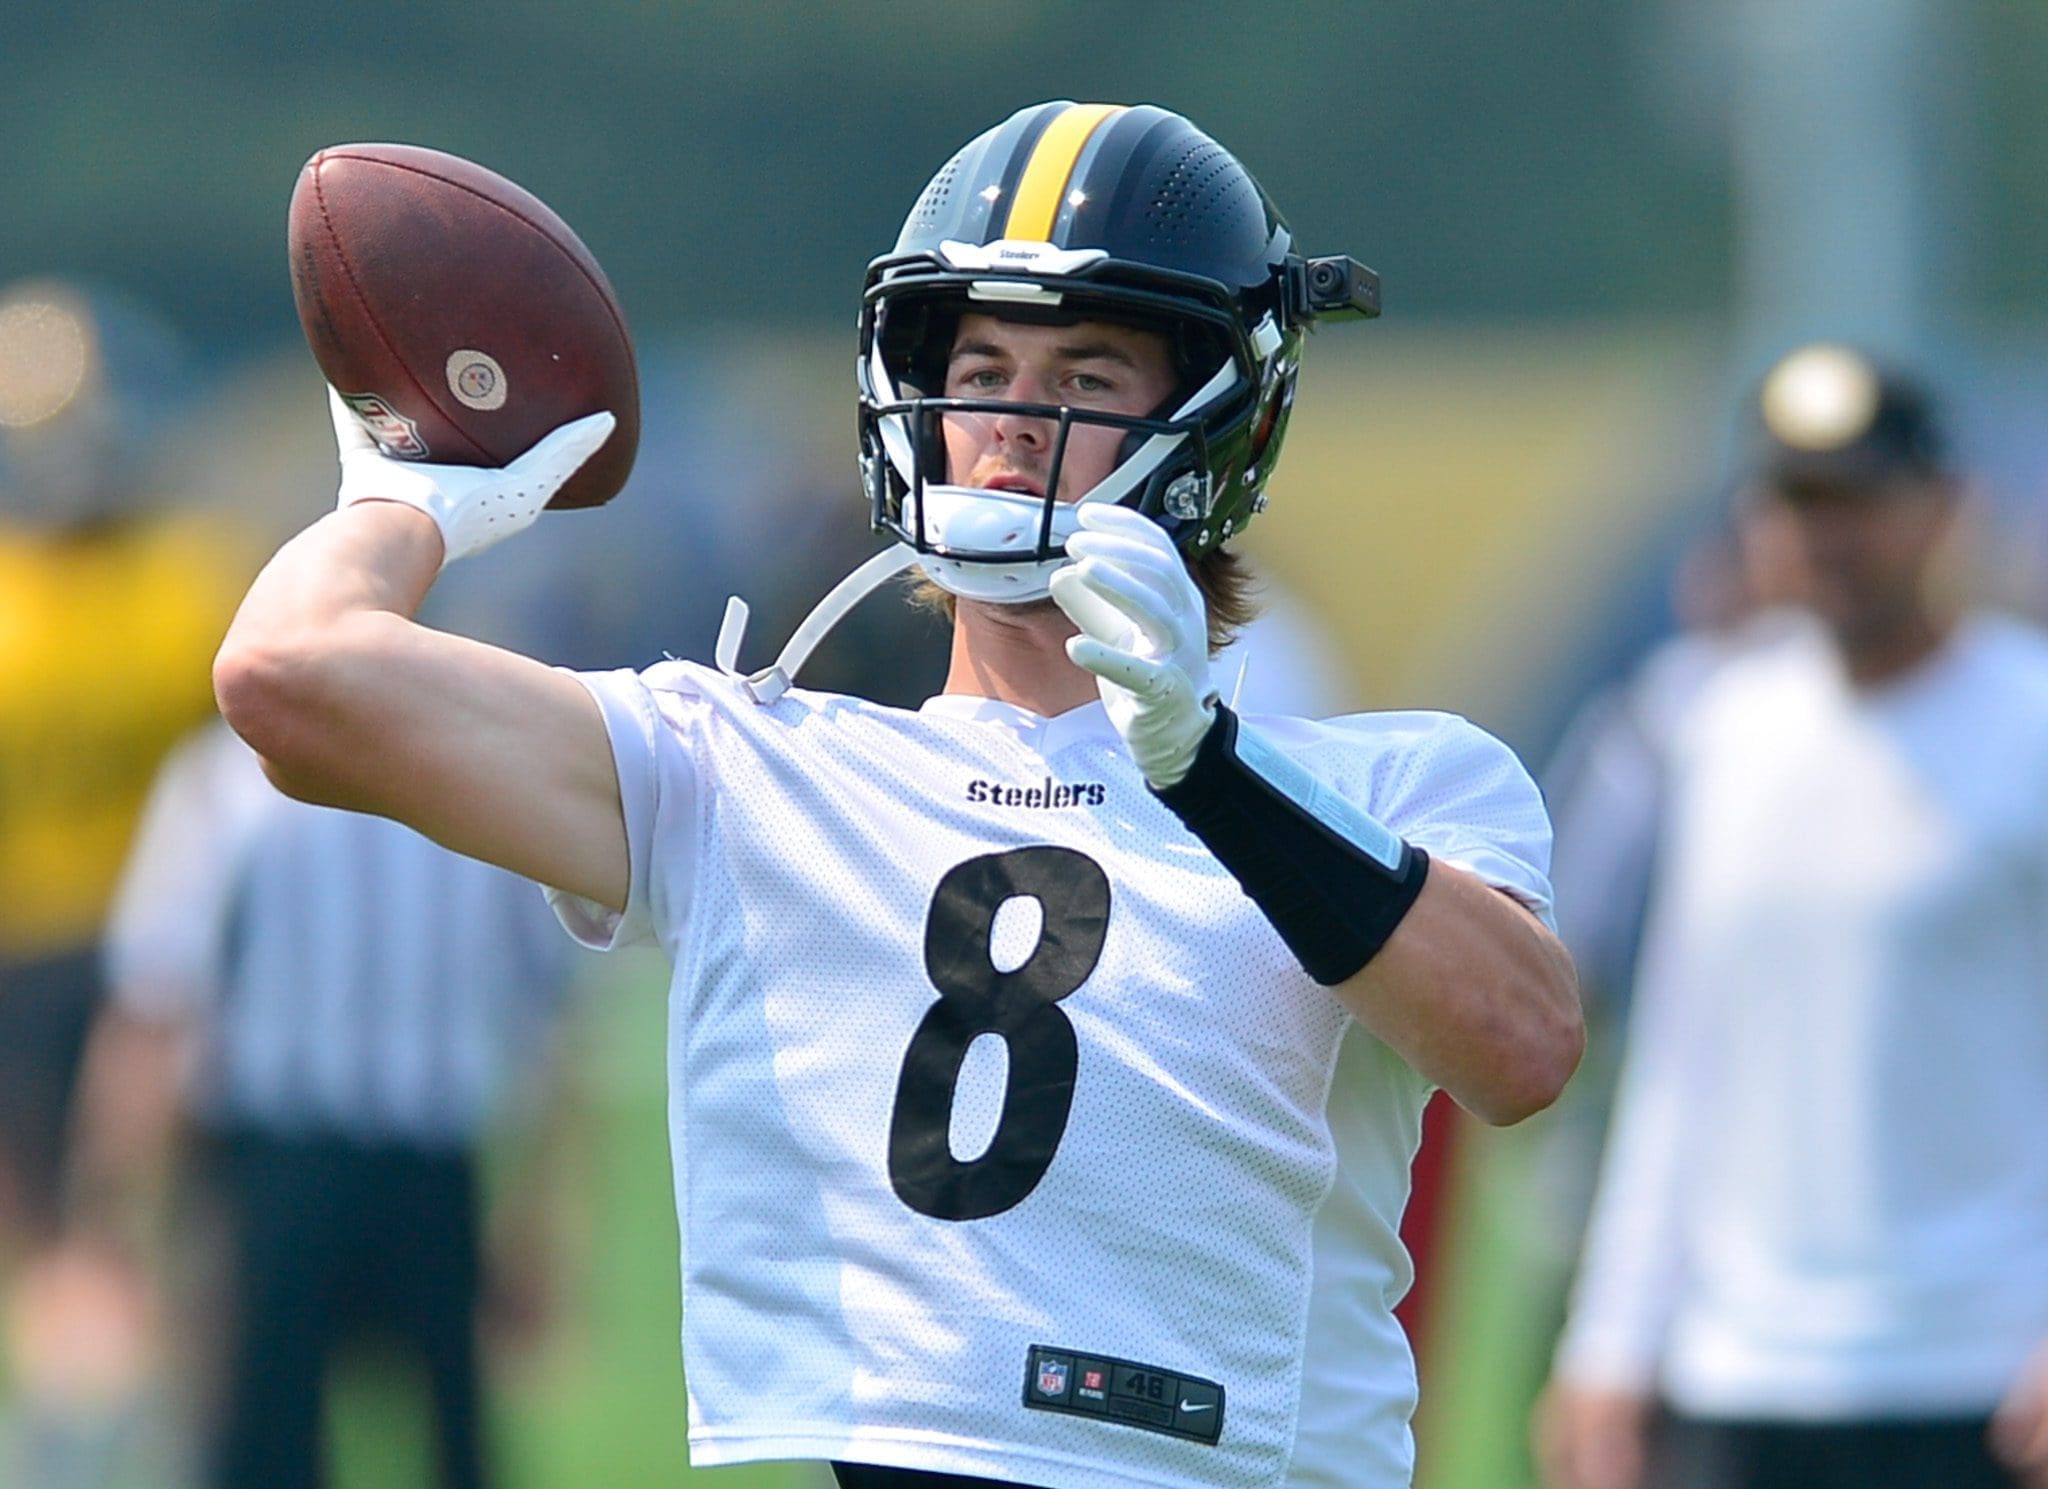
[919,552,1068,604]
[903,483,1085,603]
[904,483,1081,556]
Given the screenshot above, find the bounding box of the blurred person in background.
[1536,343,2048,1489]
[53,717,588,1489]
[0,278,251,1470]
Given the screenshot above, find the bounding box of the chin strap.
[716,542,923,705]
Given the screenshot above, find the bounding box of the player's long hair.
[906,545,1260,656]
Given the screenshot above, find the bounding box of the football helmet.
[858,100,1378,602]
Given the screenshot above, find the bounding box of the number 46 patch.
[1023,1344,1226,1445]
[886,846,1111,1222]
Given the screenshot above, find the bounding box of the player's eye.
[952,365,1007,393]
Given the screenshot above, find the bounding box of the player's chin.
[962,593,1067,624]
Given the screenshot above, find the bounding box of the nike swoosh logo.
[1179,1400,1213,1413]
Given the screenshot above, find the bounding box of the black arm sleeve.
[1153,706,1430,986]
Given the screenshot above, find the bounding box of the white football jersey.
[553,661,1553,1489]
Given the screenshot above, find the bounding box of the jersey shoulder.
[1248,707,1555,919]
[631,656,903,726]
[1248,707,1535,797]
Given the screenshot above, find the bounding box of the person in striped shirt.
[53,720,585,1489]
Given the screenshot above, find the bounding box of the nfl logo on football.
[1035,1359,1068,1398]
[341,391,429,460]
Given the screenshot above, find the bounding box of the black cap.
[1750,343,1948,492]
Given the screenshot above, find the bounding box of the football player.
[215,102,1582,1489]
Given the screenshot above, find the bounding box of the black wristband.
[1153,706,1430,985]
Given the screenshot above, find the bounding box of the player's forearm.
[1335,861,1583,1126]
[1143,707,1580,1121]
[213,502,443,794]
[227,500,443,641]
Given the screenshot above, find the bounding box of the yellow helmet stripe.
[1003,103,1127,242]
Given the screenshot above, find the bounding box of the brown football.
[287,142,639,509]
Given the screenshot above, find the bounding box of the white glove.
[329,387,615,567]
[1048,502,1218,789]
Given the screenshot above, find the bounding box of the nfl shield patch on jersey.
[1023,1345,1225,1446]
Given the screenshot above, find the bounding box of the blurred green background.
[6,4,2048,1488]
[10,2,2048,352]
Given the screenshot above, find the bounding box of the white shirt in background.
[1557,612,2048,1418]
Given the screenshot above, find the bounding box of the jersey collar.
[919,693,1119,753]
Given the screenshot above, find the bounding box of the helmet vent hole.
[1145,140,1237,245]
[908,153,967,233]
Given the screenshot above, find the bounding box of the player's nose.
[991,394,1054,448]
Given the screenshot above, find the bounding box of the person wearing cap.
[1534,343,2048,1489]
[0,280,257,1489]
[0,282,247,1259]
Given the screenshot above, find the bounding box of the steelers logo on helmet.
[857,100,1378,604]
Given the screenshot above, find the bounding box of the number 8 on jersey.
[887,846,1112,1221]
